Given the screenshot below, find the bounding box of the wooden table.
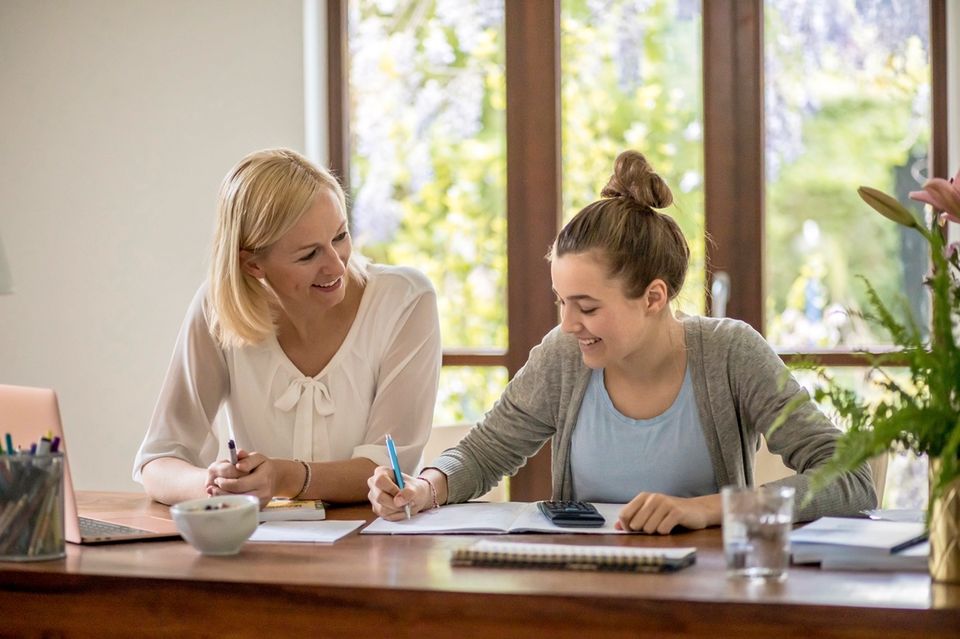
[1,492,958,638]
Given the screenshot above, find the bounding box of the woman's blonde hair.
[550,150,689,300]
[207,148,366,348]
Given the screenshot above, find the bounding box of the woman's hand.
[367,466,431,520]
[205,451,249,497]
[616,492,721,534]
[207,449,281,507]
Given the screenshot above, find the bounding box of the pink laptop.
[0,384,180,544]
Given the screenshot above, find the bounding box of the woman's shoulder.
[365,263,436,299]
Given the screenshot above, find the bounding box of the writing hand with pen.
[366,466,433,521]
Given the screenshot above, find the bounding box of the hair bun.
[600,150,673,209]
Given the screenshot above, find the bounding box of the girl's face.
[550,250,661,371]
[241,189,352,318]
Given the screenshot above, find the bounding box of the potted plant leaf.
[772,168,960,583]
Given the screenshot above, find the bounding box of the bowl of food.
[170,494,259,555]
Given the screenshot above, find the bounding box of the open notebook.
[362,501,630,535]
[0,384,180,544]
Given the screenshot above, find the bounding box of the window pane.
[434,366,508,425]
[560,0,705,315]
[348,0,507,349]
[764,1,931,348]
[793,366,927,510]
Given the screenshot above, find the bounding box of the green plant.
[771,171,960,520]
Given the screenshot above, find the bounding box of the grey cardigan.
[430,315,876,522]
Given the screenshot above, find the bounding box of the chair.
[755,440,887,506]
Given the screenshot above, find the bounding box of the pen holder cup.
[0,453,66,562]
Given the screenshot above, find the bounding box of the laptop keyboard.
[79,516,149,539]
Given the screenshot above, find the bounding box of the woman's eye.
[333,231,348,242]
[299,249,317,262]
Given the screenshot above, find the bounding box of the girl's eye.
[581,308,597,315]
[554,299,564,307]
[333,231,348,242]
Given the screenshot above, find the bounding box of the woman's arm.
[352,287,442,474]
[211,453,378,506]
[135,286,229,504]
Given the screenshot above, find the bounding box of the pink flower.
[946,241,960,262]
[910,167,960,223]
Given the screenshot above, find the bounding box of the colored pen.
[5,433,13,456]
[228,439,238,465]
[384,434,411,520]
[50,436,61,453]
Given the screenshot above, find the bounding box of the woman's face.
[550,250,656,370]
[242,189,352,317]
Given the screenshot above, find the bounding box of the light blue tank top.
[570,367,718,502]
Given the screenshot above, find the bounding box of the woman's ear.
[239,250,264,279]
[643,279,669,313]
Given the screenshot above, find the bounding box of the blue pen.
[385,434,411,520]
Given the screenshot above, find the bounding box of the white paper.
[361,502,630,535]
[248,520,364,543]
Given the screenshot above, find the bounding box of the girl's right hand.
[367,466,430,520]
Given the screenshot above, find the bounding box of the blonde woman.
[135,149,441,506]
[369,150,875,532]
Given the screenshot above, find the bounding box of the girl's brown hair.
[552,150,689,300]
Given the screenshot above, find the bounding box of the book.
[258,499,326,523]
[819,541,929,572]
[451,540,697,573]
[361,502,631,535]
[789,517,927,566]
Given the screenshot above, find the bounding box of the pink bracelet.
[417,475,440,510]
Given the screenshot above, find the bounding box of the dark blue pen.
[385,434,411,519]
[228,439,238,465]
[5,433,13,456]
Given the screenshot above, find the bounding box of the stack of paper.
[790,517,928,572]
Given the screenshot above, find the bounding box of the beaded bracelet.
[417,475,440,510]
[293,459,312,499]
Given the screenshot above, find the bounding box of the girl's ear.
[643,278,669,313]
[240,250,264,279]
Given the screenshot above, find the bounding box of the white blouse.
[133,264,441,480]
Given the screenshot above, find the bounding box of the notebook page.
[361,502,530,535]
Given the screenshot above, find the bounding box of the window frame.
[326,0,949,499]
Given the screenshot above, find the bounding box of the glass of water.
[721,485,795,581]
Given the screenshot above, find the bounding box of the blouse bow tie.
[274,377,335,460]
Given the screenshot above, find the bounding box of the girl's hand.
[366,466,431,520]
[615,492,721,534]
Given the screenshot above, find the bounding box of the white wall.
[0,0,307,491]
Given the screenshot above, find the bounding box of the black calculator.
[537,500,606,528]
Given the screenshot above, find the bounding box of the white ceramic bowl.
[170,494,259,556]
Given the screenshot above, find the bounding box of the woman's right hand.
[367,466,431,520]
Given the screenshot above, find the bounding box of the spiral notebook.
[451,540,697,573]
